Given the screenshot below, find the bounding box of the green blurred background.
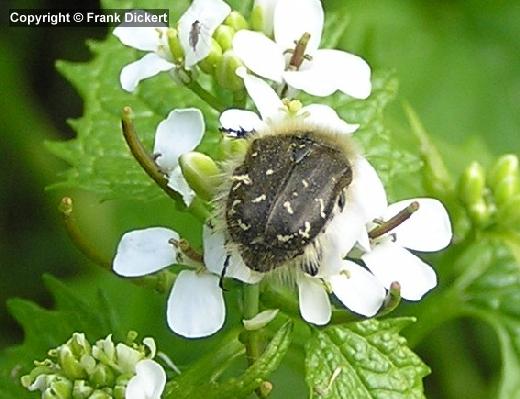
[1,0,519,397]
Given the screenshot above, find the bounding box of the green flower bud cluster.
[458,154,520,228]
[21,332,158,399]
[166,11,249,91]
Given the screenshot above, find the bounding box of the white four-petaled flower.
[113,0,231,92]
[362,198,453,300]
[233,0,371,98]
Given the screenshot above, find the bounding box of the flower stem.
[121,107,185,205]
[185,80,226,112]
[242,283,270,398]
[243,283,261,362]
[58,197,111,270]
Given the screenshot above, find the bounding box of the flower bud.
[72,380,94,399]
[496,195,520,226]
[45,376,72,399]
[92,335,115,364]
[488,154,519,190]
[69,333,91,357]
[224,11,249,31]
[459,162,486,207]
[87,389,112,399]
[220,136,249,158]
[57,346,87,380]
[259,380,274,397]
[216,50,245,91]
[467,199,491,226]
[213,25,235,51]
[79,354,96,375]
[167,28,184,62]
[198,39,223,74]
[250,0,277,36]
[115,343,143,374]
[493,175,520,206]
[89,364,115,388]
[179,152,221,201]
[113,385,126,399]
[126,331,139,346]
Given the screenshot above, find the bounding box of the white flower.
[126,359,166,399]
[362,198,453,300]
[153,108,205,205]
[220,68,359,135]
[113,226,260,338]
[113,19,174,92]
[233,0,371,98]
[178,0,231,68]
[113,0,230,91]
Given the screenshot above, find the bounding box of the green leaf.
[0,275,114,398]
[461,242,520,399]
[165,321,293,399]
[305,318,430,399]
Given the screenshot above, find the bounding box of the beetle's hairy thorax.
[224,131,353,273]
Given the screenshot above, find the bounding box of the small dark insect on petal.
[189,20,201,51]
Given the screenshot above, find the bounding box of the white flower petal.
[113,227,178,277]
[202,226,264,284]
[241,72,285,122]
[120,53,175,92]
[356,229,371,253]
[142,337,156,358]
[167,270,225,338]
[233,30,285,82]
[384,198,453,252]
[203,225,227,274]
[167,167,196,206]
[349,157,388,222]
[323,201,367,260]
[116,344,144,374]
[227,252,264,284]
[274,0,323,53]
[297,274,331,325]
[243,309,279,330]
[283,49,371,98]
[27,375,48,391]
[113,26,166,52]
[203,225,227,275]
[329,261,385,316]
[126,359,166,399]
[220,109,263,132]
[299,104,359,135]
[362,241,437,300]
[178,0,231,68]
[154,108,205,171]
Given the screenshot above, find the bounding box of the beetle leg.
[219,254,231,291]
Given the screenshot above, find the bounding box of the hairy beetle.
[215,121,358,278]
